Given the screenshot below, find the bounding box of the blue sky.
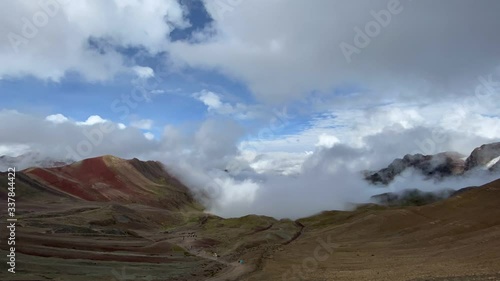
[1,3,212,131]
[0,0,499,159]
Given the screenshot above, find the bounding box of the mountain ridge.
[365,142,500,185]
[1,155,200,211]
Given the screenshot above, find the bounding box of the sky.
[1,0,500,218]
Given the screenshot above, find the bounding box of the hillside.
[0,156,300,280]
[247,179,500,281]
[365,142,500,185]
[1,156,500,280]
[12,155,199,210]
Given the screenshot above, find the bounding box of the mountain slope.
[365,142,500,186]
[365,152,465,185]
[1,154,500,280]
[247,178,500,281]
[18,155,199,210]
[465,142,500,171]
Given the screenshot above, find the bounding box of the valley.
[1,155,500,280]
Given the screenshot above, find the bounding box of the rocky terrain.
[1,154,500,280]
[365,142,500,185]
[465,142,500,171]
[365,152,466,185]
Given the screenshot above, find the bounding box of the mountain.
[365,142,500,185]
[464,142,500,171]
[254,178,500,281]
[6,155,199,210]
[365,151,465,185]
[0,155,300,280]
[1,154,500,280]
[370,188,455,207]
[0,152,73,172]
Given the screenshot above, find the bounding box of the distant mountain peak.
[464,142,500,171]
[365,142,500,185]
[365,151,465,185]
[0,151,73,172]
[4,155,200,211]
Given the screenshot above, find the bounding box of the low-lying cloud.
[2,109,498,219]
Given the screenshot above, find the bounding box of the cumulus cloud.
[316,134,340,149]
[0,110,157,160]
[143,132,155,140]
[2,109,500,219]
[133,66,155,79]
[0,0,187,81]
[193,89,260,119]
[45,113,69,124]
[76,115,108,126]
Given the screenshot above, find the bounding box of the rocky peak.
[465,142,500,171]
[365,151,465,185]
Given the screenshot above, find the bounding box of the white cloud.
[144,132,155,140]
[315,134,340,148]
[131,119,154,130]
[76,115,107,126]
[193,89,260,119]
[168,0,500,103]
[1,109,500,219]
[0,110,158,160]
[45,113,69,124]
[195,90,224,110]
[0,144,30,157]
[193,90,235,114]
[133,66,155,79]
[0,0,188,81]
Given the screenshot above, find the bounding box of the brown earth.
[1,156,500,280]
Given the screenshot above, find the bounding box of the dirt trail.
[282,221,305,245]
[205,261,251,281]
[167,237,253,281]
